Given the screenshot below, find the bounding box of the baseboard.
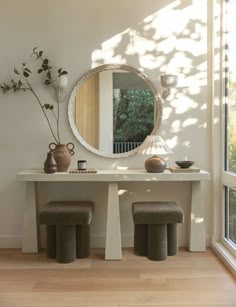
[121,235,134,247]
[28,234,134,249]
[0,235,22,248]
[205,234,211,247]
[90,234,134,248]
[0,235,135,249]
[90,235,105,248]
[0,234,190,249]
[211,241,236,276]
[90,235,189,248]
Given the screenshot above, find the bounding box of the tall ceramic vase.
[49,143,75,172]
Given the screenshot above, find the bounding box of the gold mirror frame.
[68,64,163,158]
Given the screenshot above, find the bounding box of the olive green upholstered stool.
[132,202,184,261]
[40,201,94,263]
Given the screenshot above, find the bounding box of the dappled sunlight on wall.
[90,0,209,164]
[92,0,207,73]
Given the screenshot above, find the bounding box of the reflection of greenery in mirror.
[113,88,154,153]
[68,64,162,158]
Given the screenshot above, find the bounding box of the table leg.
[189,181,206,252]
[105,182,122,260]
[22,182,39,253]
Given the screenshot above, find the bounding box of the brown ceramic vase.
[144,155,166,173]
[49,143,75,172]
[44,151,57,173]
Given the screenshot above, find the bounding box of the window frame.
[221,0,236,256]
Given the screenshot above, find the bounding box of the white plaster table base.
[189,181,206,251]
[17,169,210,259]
[105,183,122,260]
[22,182,39,253]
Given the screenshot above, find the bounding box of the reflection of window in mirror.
[112,72,155,154]
[75,70,155,155]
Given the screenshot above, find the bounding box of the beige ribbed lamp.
[138,135,173,173]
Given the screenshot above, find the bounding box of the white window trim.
[211,0,236,275]
[211,241,236,275]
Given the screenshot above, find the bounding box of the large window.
[223,0,236,250]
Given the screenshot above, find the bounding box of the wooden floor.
[0,248,235,307]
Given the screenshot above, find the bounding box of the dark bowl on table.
[175,160,195,169]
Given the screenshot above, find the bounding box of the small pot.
[77,160,87,170]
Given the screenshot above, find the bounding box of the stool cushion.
[40,201,94,225]
[132,202,184,224]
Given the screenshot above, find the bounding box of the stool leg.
[167,224,178,256]
[148,224,167,261]
[76,225,90,258]
[46,225,56,258]
[56,225,76,263]
[134,224,148,256]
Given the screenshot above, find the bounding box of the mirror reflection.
[68,64,162,158]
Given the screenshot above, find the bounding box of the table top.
[16,169,211,182]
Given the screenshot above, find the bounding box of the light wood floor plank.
[0,248,235,307]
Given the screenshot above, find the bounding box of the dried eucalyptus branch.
[0,47,68,144]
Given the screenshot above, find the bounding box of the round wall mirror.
[68,64,162,158]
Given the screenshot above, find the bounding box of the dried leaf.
[14,68,20,75]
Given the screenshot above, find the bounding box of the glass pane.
[225,1,236,173]
[226,93,236,173]
[225,187,236,246]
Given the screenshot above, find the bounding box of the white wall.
[0,0,211,248]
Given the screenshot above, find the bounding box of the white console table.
[17,169,210,260]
